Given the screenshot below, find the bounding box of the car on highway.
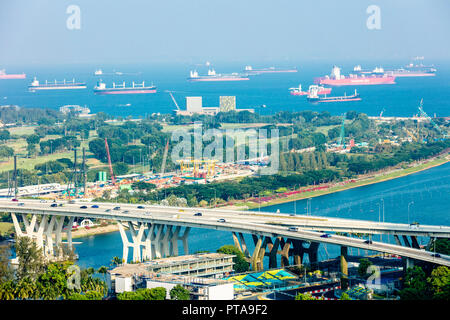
[69,200,76,204]
[431,253,441,258]
[194,212,202,216]
[50,203,58,207]
[123,210,129,214]
[320,233,331,238]
[409,222,420,229]
[113,207,120,210]
[137,206,145,209]
[91,205,99,208]
[217,218,226,223]
[58,203,64,207]
[80,206,88,209]
[288,226,298,232]
[364,240,373,245]
[18,202,25,206]
[11,198,18,202]
[179,209,184,212]
[105,209,111,212]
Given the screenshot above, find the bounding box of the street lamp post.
[408,201,414,225]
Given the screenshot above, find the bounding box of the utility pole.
[13,155,18,199]
[82,147,87,197]
[73,148,78,195]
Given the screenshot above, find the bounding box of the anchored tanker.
[28,77,86,91]
[307,88,362,103]
[93,80,156,94]
[316,66,396,86]
[353,64,436,77]
[0,69,26,79]
[244,65,297,74]
[188,69,249,82]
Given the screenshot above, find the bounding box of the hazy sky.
[1,0,449,65]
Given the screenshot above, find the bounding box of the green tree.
[0,280,16,300]
[427,266,450,300]
[340,292,351,300]
[15,236,46,281]
[357,258,373,278]
[217,245,250,273]
[295,292,316,300]
[170,284,190,300]
[14,277,37,300]
[97,266,108,282]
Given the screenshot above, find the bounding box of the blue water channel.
[73,161,450,270]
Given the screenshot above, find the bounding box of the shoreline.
[63,223,120,240]
[221,153,450,211]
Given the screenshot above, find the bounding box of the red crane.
[104,138,116,185]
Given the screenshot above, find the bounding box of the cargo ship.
[316,66,396,86]
[307,88,361,103]
[353,62,436,77]
[93,80,156,94]
[244,65,297,74]
[28,78,86,91]
[188,69,249,82]
[0,69,26,79]
[289,84,332,96]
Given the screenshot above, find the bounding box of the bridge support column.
[340,246,348,278]
[291,239,304,267]
[279,238,291,267]
[306,242,320,269]
[404,257,415,270]
[119,222,191,263]
[118,221,145,263]
[410,236,420,249]
[11,213,75,262]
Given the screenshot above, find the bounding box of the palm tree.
[97,266,108,283]
[110,256,122,267]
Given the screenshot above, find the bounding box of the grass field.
[0,222,13,235]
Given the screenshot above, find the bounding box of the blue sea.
[1,59,450,118]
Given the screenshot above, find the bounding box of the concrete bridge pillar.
[10,213,75,262]
[118,222,191,263]
[340,246,348,278]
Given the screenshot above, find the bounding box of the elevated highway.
[1,199,449,269]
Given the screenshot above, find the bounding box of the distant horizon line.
[2,57,450,68]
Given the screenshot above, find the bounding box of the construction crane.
[404,128,418,142]
[160,139,170,176]
[165,90,180,111]
[104,138,116,185]
[417,99,448,139]
[338,112,346,148]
